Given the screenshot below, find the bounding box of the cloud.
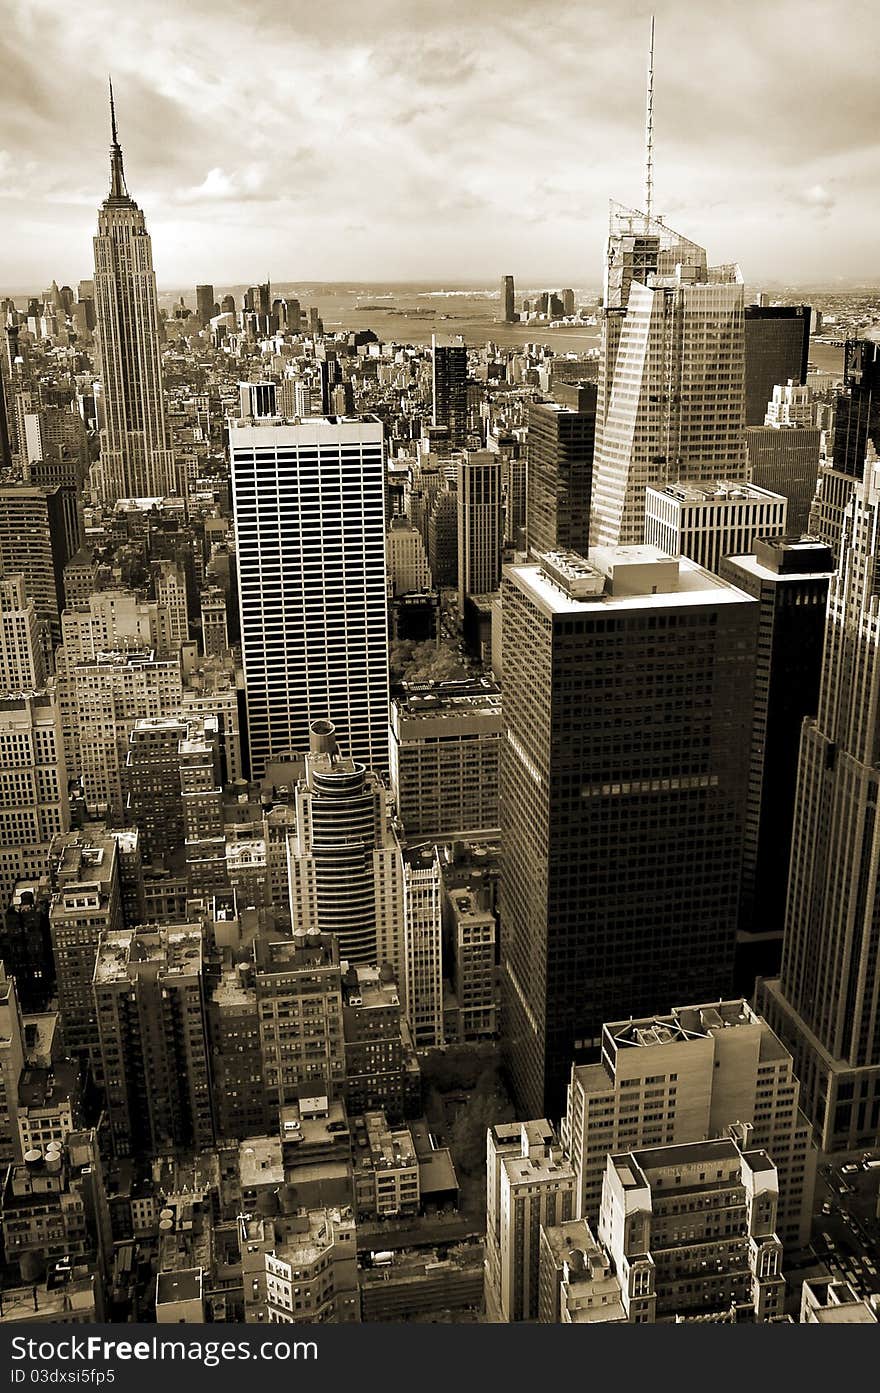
[0,0,877,286]
[180,164,271,203]
[798,183,836,213]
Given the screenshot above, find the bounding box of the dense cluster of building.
[0,87,879,1330]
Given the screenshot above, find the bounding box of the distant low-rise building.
[352,1110,420,1220]
[343,965,421,1122]
[561,999,816,1251]
[254,932,345,1113]
[598,1136,785,1323]
[240,1206,360,1324]
[800,1277,879,1324]
[485,1119,576,1322]
[389,680,501,841]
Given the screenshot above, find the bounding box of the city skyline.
[2,0,880,1341]
[2,0,878,288]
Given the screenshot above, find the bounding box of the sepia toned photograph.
[0,0,878,1362]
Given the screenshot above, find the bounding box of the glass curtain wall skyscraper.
[230,413,389,780]
[591,204,746,549]
[431,335,468,449]
[758,453,880,1152]
[810,333,880,556]
[500,547,757,1118]
[93,87,175,503]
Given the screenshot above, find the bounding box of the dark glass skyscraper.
[500,547,757,1117]
[743,304,811,425]
[833,334,880,479]
[759,459,880,1152]
[745,424,822,535]
[431,334,468,449]
[196,283,215,326]
[526,389,597,558]
[720,538,833,942]
[810,333,880,557]
[500,275,516,324]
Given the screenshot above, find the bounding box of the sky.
[1,0,878,291]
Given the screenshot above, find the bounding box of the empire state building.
[93,85,176,502]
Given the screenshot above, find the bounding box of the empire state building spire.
[107,78,130,203]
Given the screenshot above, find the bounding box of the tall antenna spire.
[107,76,129,202]
[644,15,655,228]
[109,76,118,147]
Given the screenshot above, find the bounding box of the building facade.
[230,415,389,778]
[743,304,811,426]
[0,688,69,912]
[526,394,596,558]
[644,481,787,576]
[431,336,468,449]
[560,1000,817,1251]
[93,926,214,1157]
[745,424,822,537]
[592,240,746,549]
[93,93,176,501]
[758,456,880,1152]
[720,539,833,936]
[254,933,345,1113]
[287,722,404,971]
[485,1120,576,1322]
[48,831,123,1070]
[389,680,501,841]
[501,548,757,1117]
[457,450,502,618]
[598,1137,785,1322]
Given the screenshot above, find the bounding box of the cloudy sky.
[1,0,876,291]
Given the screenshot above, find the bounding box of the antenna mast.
[644,15,655,228]
[109,76,119,147]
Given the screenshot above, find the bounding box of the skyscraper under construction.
[591,204,746,549]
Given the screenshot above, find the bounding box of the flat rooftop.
[0,1278,95,1323]
[648,481,785,505]
[446,885,495,925]
[503,1149,573,1187]
[505,550,752,618]
[603,999,787,1061]
[723,550,836,586]
[21,1013,58,1067]
[109,828,140,853]
[212,969,255,1008]
[255,934,338,972]
[94,928,203,984]
[345,966,400,1008]
[239,1137,284,1191]
[394,683,501,721]
[742,1148,776,1174]
[808,1301,878,1324]
[418,1148,459,1195]
[364,1115,417,1169]
[617,1136,739,1175]
[542,1217,603,1266]
[18,1060,78,1111]
[273,1207,352,1267]
[156,1268,202,1306]
[229,414,384,444]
